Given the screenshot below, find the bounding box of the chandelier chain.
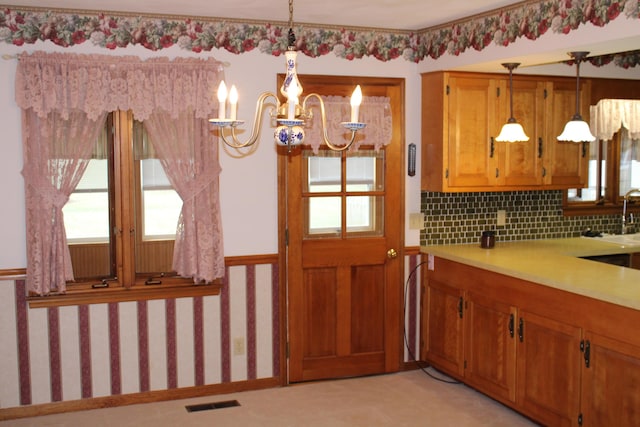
[288,0,294,30]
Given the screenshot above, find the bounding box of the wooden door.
[580,332,640,427]
[422,279,465,377]
[282,76,404,383]
[447,74,502,188]
[465,291,517,403]
[516,310,582,427]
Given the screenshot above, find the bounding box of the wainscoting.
[0,251,423,420]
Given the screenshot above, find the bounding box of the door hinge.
[445,168,449,179]
[580,339,591,368]
[458,296,464,319]
[578,413,583,426]
[446,85,450,95]
[496,87,500,98]
[543,88,548,99]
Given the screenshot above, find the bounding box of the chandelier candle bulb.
[350,85,362,123]
[229,85,238,121]
[287,81,298,120]
[217,81,228,119]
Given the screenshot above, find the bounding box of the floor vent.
[185,400,241,412]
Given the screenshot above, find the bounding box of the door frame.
[276,74,405,384]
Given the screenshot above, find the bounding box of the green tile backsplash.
[420,190,621,246]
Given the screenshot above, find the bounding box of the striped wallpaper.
[0,253,422,414]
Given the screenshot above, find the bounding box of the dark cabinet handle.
[538,137,543,158]
[509,314,514,338]
[518,317,524,342]
[490,137,495,158]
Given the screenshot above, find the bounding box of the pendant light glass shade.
[496,120,530,142]
[557,52,596,143]
[557,118,596,142]
[495,63,529,143]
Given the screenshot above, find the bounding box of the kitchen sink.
[590,233,640,247]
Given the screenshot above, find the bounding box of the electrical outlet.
[497,210,506,226]
[233,337,245,356]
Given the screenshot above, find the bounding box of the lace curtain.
[590,99,640,141]
[303,96,392,153]
[16,51,225,295]
[144,109,224,282]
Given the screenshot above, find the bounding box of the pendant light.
[495,62,529,142]
[557,51,596,143]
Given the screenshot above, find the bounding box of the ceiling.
[4,0,638,73]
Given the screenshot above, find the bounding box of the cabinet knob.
[386,248,398,259]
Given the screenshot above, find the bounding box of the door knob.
[387,248,398,259]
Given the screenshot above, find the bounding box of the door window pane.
[346,195,384,236]
[305,151,341,193]
[306,196,342,236]
[346,150,384,192]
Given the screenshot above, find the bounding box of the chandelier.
[209,0,366,152]
[557,51,596,143]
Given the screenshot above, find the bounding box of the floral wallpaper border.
[0,0,638,66]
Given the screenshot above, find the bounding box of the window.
[303,148,384,238]
[18,51,225,303]
[565,128,640,214]
[63,112,186,288]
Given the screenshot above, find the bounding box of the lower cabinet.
[422,256,640,427]
[580,332,640,426]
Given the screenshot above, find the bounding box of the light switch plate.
[409,212,424,230]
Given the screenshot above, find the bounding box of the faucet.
[622,188,640,234]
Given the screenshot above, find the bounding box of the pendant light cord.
[288,0,296,48]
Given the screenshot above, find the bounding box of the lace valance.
[304,96,392,153]
[590,99,640,141]
[15,51,225,121]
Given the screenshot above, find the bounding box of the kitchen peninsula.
[420,238,640,427]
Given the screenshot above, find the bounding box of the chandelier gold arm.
[213,91,280,149]
[301,93,358,152]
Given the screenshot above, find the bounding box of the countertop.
[420,237,640,311]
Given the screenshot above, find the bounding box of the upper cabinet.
[421,71,590,192]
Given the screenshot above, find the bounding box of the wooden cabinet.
[422,256,640,427]
[544,78,591,188]
[580,332,640,426]
[422,278,464,376]
[464,291,517,403]
[631,253,640,269]
[516,310,582,427]
[421,71,590,192]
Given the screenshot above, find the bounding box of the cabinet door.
[498,79,546,187]
[423,279,464,377]
[545,79,590,187]
[580,332,640,427]
[516,310,582,427]
[447,75,502,188]
[465,292,517,403]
